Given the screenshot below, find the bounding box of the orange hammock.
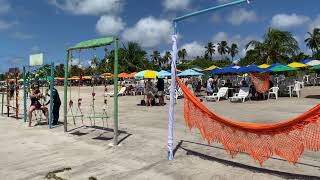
[250,73,270,94]
[177,79,320,165]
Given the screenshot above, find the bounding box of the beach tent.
[270,64,297,72]
[157,70,171,78]
[127,72,137,78]
[177,69,204,76]
[134,70,158,79]
[306,60,320,66]
[288,62,308,68]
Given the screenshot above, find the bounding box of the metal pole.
[1,92,4,115]
[167,0,251,160]
[174,0,248,22]
[23,66,27,122]
[15,70,18,119]
[49,62,54,129]
[113,38,119,146]
[63,50,69,132]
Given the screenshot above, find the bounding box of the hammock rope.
[177,78,320,165]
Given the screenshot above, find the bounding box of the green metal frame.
[63,37,119,145]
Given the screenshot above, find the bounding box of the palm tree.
[151,50,161,68]
[205,42,215,60]
[122,42,148,72]
[229,43,239,61]
[217,41,229,58]
[178,48,187,62]
[305,28,320,54]
[162,51,172,66]
[246,28,299,64]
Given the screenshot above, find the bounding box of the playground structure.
[64,37,119,145]
[5,68,20,119]
[23,53,55,128]
[168,0,320,165]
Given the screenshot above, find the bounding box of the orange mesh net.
[177,79,320,165]
[250,73,270,94]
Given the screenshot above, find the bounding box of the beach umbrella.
[157,70,171,78]
[127,72,137,78]
[204,65,219,71]
[270,65,297,72]
[258,64,270,68]
[118,72,130,78]
[134,70,158,79]
[310,65,320,70]
[306,60,320,66]
[92,74,101,79]
[82,76,92,80]
[237,65,268,73]
[301,59,312,64]
[177,69,204,77]
[288,62,308,68]
[68,76,80,80]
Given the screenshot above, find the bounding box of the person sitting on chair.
[28,85,48,127]
[45,85,61,125]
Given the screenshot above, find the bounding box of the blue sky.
[0,0,320,73]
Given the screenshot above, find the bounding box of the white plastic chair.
[105,87,126,97]
[268,87,279,100]
[292,83,301,98]
[205,87,228,102]
[229,87,250,103]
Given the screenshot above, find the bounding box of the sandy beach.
[0,85,320,180]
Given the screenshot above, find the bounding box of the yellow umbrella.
[68,76,80,80]
[82,76,92,80]
[144,70,157,79]
[204,65,219,71]
[288,62,308,68]
[258,64,270,68]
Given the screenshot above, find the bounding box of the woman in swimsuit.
[28,85,48,127]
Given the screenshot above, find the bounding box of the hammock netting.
[250,73,270,94]
[177,79,320,165]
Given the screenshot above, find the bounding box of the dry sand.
[0,85,320,180]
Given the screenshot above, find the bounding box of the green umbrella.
[310,65,320,70]
[270,65,298,72]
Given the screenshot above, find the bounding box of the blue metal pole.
[174,0,249,22]
[23,66,27,123]
[49,62,54,129]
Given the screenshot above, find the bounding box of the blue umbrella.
[177,69,204,77]
[92,74,101,79]
[157,70,171,78]
[301,59,312,64]
[237,65,269,73]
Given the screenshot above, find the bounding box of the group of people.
[144,78,165,106]
[28,84,61,127]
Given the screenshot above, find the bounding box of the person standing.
[45,85,61,125]
[157,77,165,106]
[145,79,154,106]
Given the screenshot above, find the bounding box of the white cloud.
[96,15,125,36]
[122,17,172,48]
[49,0,123,15]
[0,0,10,14]
[309,15,320,30]
[163,0,192,11]
[271,13,310,29]
[12,32,33,39]
[227,8,257,25]
[0,20,17,30]
[180,41,205,58]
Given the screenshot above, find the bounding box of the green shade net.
[68,37,114,50]
[310,65,320,70]
[270,65,298,72]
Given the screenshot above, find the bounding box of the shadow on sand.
[69,125,132,144]
[305,95,320,99]
[173,140,320,179]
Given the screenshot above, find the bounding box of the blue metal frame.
[167,0,251,160]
